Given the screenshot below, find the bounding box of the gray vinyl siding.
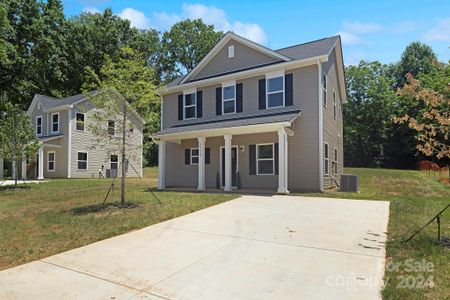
[192,40,281,81]
[43,110,69,179]
[322,49,344,188]
[70,102,143,178]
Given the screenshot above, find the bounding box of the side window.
[48,151,55,171]
[51,113,59,133]
[334,148,338,175]
[76,113,85,131]
[108,120,115,136]
[324,143,329,175]
[36,116,42,135]
[77,152,88,170]
[322,73,327,107]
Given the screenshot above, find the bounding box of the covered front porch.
[155,112,300,194]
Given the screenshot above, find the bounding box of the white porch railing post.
[197,137,206,191]
[157,140,166,190]
[224,134,232,192]
[37,146,44,180]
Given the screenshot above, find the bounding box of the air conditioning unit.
[340,175,358,192]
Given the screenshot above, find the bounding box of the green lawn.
[0,168,236,270]
[303,168,450,300]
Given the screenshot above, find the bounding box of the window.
[333,90,337,119]
[110,155,118,170]
[257,144,274,175]
[324,143,329,175]
[36,116,42,136]
[184,93,196,119]
[76,113,85,131]
[108,120,115,136]
[339,98,342,117]
[228,45,234,58]
[222,85,236,114]
[267,76,284,108]
[47,151,55,171]
[333,148,338,175]
[77,152,88,170]
[51,112,59,133]
[190,148,199,165]
[322,73,327,107]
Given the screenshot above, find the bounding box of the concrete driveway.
[0,195,389,300]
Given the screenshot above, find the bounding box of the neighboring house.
[154,32,346,193]
[22,90,144,180]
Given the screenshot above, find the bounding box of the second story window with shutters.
[222,85,236,114]
[184,93,197,119]
[266,76,284,108]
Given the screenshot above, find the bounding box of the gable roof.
[275,36,339,60]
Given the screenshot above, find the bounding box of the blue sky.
[62,0,450,65]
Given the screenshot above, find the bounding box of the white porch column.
[277,128,289,194]
[0,157,3,178]
[37,146,44,180]
[157,140,166,190]
[224,134,232,192]
[197,137,206,191]
[21,157,27,180]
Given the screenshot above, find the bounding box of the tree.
[343,61,396,167]
[83,47,160,204]
[157,19,223,82]
[394,65,450,174]
[0,95,39,187]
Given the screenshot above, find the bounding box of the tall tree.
[157,19,223,82]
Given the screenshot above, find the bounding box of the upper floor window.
[322,73,327,107]
[51,112,59,134]
[266,76,284,108]
[333,90,337,119]
[184,93,196,119]
[222,85,236,114]
[36,116,42,136]
[76,113,85,131]
[108,120,115,136]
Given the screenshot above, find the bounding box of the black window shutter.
[274,143,279,175]
[249,145,256,175]
[205,148,210,164]
[258,79,266,110]
[196,91,203,118]
[285,73,293,106]
[216,87,222,115]
[185,149,190,165]
[236,83,243,113]
[178,94,184,120]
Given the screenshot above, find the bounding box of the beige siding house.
[25,91,143,179]
[155,32,347,192]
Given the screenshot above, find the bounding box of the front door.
[221,146,238,187]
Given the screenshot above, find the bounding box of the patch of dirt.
[68,202,140,215]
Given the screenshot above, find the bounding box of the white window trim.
[190,148,199,165]
[256,143,275,176]
[333,89,337,119]
[266,72,285,109]
[47,151,55,172]
[324,143,329,176]
[222,81,236,115]
[76,112,86,132]
[36,115,42,136]
[322,72,327,108]
[110,155,119,170]
[228,45,234,58]
[51,112,60,134]
[183,91,197,120]
[333,148,338,175]
[76,151,88,170]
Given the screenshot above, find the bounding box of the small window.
[51,113,59,133]
[108,120,115,136]
[184,93,196,119]
[190,148,199,165]
[77,152,88,170]
[110,155,118,170]
[228,45,234,58]
[47,151,55,171]
[76,113,85,131]
[36,116,42,136]
[339,98,342,117]
[266,76,284,108]
[334,148,338,175]
[222,85,236,114]
[322,73,327,107]
[324,143,329,176]
[333,90,337,119]
[257,144,274,175]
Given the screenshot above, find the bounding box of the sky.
[62,0,450,65]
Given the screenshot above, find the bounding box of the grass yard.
[304,168,450,300]
[0,168,237,270]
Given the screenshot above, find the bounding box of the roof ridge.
[275,35,339,51]
[36,94,60,101]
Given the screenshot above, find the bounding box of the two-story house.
[24,90,144,179]
[154,32,346,193]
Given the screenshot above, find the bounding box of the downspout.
[317,59,324,192]
[67,106,72,178]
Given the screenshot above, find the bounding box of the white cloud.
[336,31,362,45]
[118,8,151,29]
[342,21,382,34]
[344,50,367,66]
[83,7,101,14]
[151,12,181,31]
[423,18,450,42]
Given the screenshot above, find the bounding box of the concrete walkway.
[0,195,390,300]
[0,180,46,186]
